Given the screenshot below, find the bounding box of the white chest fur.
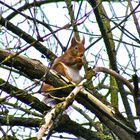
[64,64,82,83]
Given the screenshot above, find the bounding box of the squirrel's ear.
[71,36,77,47]
[81,36,85,45]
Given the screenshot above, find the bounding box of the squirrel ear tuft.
[71,36,77,47]
[81,36,85,45]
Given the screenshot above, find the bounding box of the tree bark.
[0,48,138,140]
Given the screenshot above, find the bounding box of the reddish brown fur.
[41,36,85,105]
[52,36,85,72]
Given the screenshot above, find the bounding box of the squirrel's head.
[69,36,85,57]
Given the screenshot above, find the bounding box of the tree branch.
[0,16,56,61]
[0,115,107,140]
[87,0,136,129]
[0,48,137,139]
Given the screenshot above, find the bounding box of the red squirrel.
[41,36,85,106]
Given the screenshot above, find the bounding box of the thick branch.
[0,115,40,127]
[0,78,50,114]
[0,115,106,140]
[87,0,136,129]
[0,48,137,139]
[0,48,113,116]
[95,67,134,92]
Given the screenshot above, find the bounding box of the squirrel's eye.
[72,47,78,56]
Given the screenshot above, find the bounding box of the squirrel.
[41,36,85,106]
